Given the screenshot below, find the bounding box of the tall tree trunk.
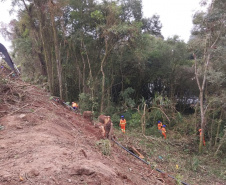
[22,0,47,76]
[49,2,63,99]
[39,15,53,93]
[81,50,86,93]
[193,53,211,153]
[199,90,205,152]
[37,52,47,76]
[82,39,94,103]
[100,54,107,113]
[194,102,199,132]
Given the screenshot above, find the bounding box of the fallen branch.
[50,101,58,108]
[131,146,144,159]
[32,107,44,114]
[9,104,29,115]
[143,134,178,147]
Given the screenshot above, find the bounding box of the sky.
[0,0,205,50]
[0,1,15,50]
[142,0,204,42]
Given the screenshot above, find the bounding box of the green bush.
[145,126,162,137]
[79,93,99,114]
[119,87,135,109]
[129,112,141,128]
[104,102,117,116]
[96,139,111,155]
[147,109,163,127]
[111,114,120,127]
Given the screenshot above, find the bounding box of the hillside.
[0,70,178,185]
[1,68,226,185]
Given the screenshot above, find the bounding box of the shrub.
[96,139,111,155]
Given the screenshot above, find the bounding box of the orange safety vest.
[120,119,126,133]
[72,102,78,108]
[158,122,162,130]
[120,119,126,126]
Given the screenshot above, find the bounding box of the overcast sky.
[0,1,14,49]
[0,0,205,50]
[142,0,204,42]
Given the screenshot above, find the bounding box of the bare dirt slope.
[0,73,173,184]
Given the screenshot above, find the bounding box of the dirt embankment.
[0,75,174,185]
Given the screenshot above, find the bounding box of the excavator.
[0,43,20,75]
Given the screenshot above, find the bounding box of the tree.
[190,0,226,152]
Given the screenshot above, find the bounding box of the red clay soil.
[0,72,175,185]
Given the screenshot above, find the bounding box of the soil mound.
[0,74,169,185]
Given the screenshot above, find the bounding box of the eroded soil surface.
[0,71,175,185]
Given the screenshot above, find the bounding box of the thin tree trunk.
[39,15,53,93]
[49,2,63,99]
[194,102,199,133]
[141,103,146,134]
[74,54,82,93]
[210,111,214,147]
[199,90,205,152]
[193,52,211,153]
[214,129,226,156]
[215,109,223,146]
[100,53,107,113]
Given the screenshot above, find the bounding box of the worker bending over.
[72,102,78,111]
[162,125,166,139]
[119,115,126,133]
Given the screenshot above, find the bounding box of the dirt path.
[0,75,174,185]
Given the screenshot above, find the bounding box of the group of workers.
[157,120,205,145]
[71,103,127,135]
[70,103,205,145]
[119,117,167,140]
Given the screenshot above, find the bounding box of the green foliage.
[104,102,117,116]
[189,156,200,172]
[96,139,111,156]
[148,109,163,127]
[91,10,104,21]
[129,112,141,128]
[119,87,135,109]
[111,114,120,127]
[175,174,183,185]
[79,93,99,113]
[145,126,162,137]
[34,75,47,84]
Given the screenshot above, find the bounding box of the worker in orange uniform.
[119,115,126,133]
[72,102,78,111]
[161,125,166,139]
[199,129,206,146]
[157,121,163,133]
